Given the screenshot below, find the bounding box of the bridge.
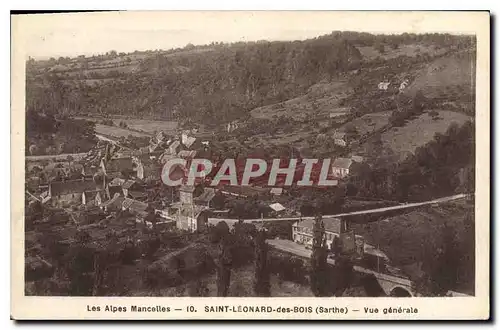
[208,193,470,227]
[266,238,415,297]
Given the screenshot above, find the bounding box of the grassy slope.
[251,79,352,121]
[403,49,476,100]
[357,44,448,61]
[380,111,471,160]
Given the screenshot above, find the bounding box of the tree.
[66,231,96,296]
[253,229,271,296]
[66,155,74,167]
[434,222,460,293]
[412,90,427,114]
[419,222,460,296]
[310,214,329,296]
[375,43,385,54]
[216,235,232,297]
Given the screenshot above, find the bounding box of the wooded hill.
[26,32,476,126]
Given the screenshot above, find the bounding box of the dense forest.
[26,32,476,125]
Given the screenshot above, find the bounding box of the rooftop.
[194,188,216,204]
[50,179,97,196]
[219,185,270,197]
[128,190,148,200]
[294,217,343,234]
[109,177,126,187]
[83,190,103,200]
[177,150,197,158]
[122,179,137,189]
[333,131,346,139]
[104,157,134,173]
[269,202,286,212]
[101,193,124,210]
[122,198,149,213]
[332,157,353,169]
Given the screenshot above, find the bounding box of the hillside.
[26,32,476,169]
[351,201,475,295]
[26,32,475,124]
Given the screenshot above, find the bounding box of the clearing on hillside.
[403,49,476,101]
[354,110,471,161]
[357,43,448,62]
[251,80,352,121]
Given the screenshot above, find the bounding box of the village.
[22,30,477,298]
[24,118,474,298]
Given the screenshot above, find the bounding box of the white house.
[378,82,391,90]
[333,131,348,147]
[331,157,354,178]
[292,217,349,250]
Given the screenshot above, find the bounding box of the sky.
[12,11,483,59]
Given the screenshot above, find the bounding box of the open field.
[357,44,448,62]
[251,80,352,120]
[380,110,472,159]
[77,116,178,135]
[341,111,392,136]
[404,50,475,99]
[94,124,152,138]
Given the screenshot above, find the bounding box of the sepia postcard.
[11,11,490,320]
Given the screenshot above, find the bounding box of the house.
[136,159,162,181]
[226,121,240,133]
[378,82,391,90]
[270,187,283,196]
[331,157,354,178]
[168,140,181,155]
[292,217,349,250]
[100,157,134,177]
[81,164,100,178]
[155,131,167,144]
[122,197,149,215]
[351,155,364,163]
[159,152,176,164]
[165,185,210,232]
[179,185,196,204]
[193,188,216,207]
[106,177,125,199]
[39,191,51,204]
[219,185,270,198]
[333,131,348,147]
[175,205,209,232]
[48,179,98,207]
[399,79,410,93]
[181,133,197,149]
[121,179,139,197]
[82,190,104,206]
[100,193,124,212]
[177,150,197,159]
[122,198,151,224]
[269,202,286,213]
[128,190,148,201]
[132,151,163,165]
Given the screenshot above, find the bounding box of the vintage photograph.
[12,11,489,319]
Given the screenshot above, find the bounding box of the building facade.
[292,217,350,250]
